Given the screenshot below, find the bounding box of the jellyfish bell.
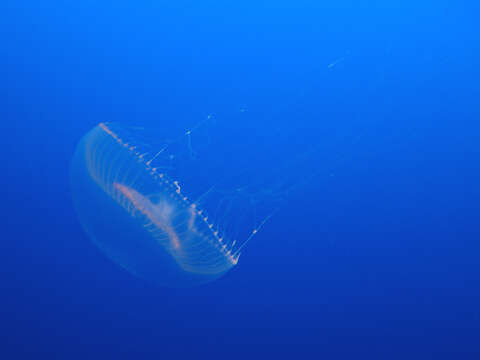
[70,122,262,287]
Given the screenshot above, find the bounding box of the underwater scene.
[2,1,479,358]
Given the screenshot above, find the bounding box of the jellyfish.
[70,122,273,287]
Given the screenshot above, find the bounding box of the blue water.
[2,1,479,358]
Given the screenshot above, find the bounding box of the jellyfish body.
[70,123,239,287]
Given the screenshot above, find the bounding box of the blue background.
[1,1,479,358]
